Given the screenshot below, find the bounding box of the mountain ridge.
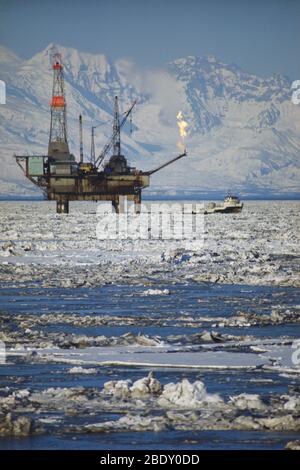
[0,43,299,196]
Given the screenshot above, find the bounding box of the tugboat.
[204,194,243,214]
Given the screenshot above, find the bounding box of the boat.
[204,194,243,214]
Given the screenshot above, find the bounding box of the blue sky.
[0,0,299,78]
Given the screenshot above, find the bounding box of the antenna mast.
[113,96,121,156]
[79,114,83,163]
[91,126,95,164]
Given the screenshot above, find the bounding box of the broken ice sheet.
[0,200,300,449]
[0,200,299,287]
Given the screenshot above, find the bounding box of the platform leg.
[112,197,119,214]
[119,196,127,214]
[57,200,69,214]
[134,192,141,214]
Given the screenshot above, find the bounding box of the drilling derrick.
[48,52,69,157]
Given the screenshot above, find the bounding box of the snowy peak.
[169,55,291,105]
[0,45,22,66]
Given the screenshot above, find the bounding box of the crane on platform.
[95,97,137,169]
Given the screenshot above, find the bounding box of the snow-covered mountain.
[0,43,299,196]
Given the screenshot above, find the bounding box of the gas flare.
[176,111,187,152]
[176,111,188,138]
[177,140,185,153]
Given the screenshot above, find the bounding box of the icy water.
[1,282,300,449]
[0,201,299,449]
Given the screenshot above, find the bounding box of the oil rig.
[15,51,187,213]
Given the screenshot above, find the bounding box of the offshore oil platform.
[15,51,187,213]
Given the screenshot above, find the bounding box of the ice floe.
[157,379,223,408]
[1,373,300,436]
[0,201,299,288]
[142,288,170,295]
[1,201,299,447]
[68,366,97,375]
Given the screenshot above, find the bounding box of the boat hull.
[204,203,243,214]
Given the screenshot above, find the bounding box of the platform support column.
[112,196,119,214]
[56,200,69,214]
[134,191,141,214]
